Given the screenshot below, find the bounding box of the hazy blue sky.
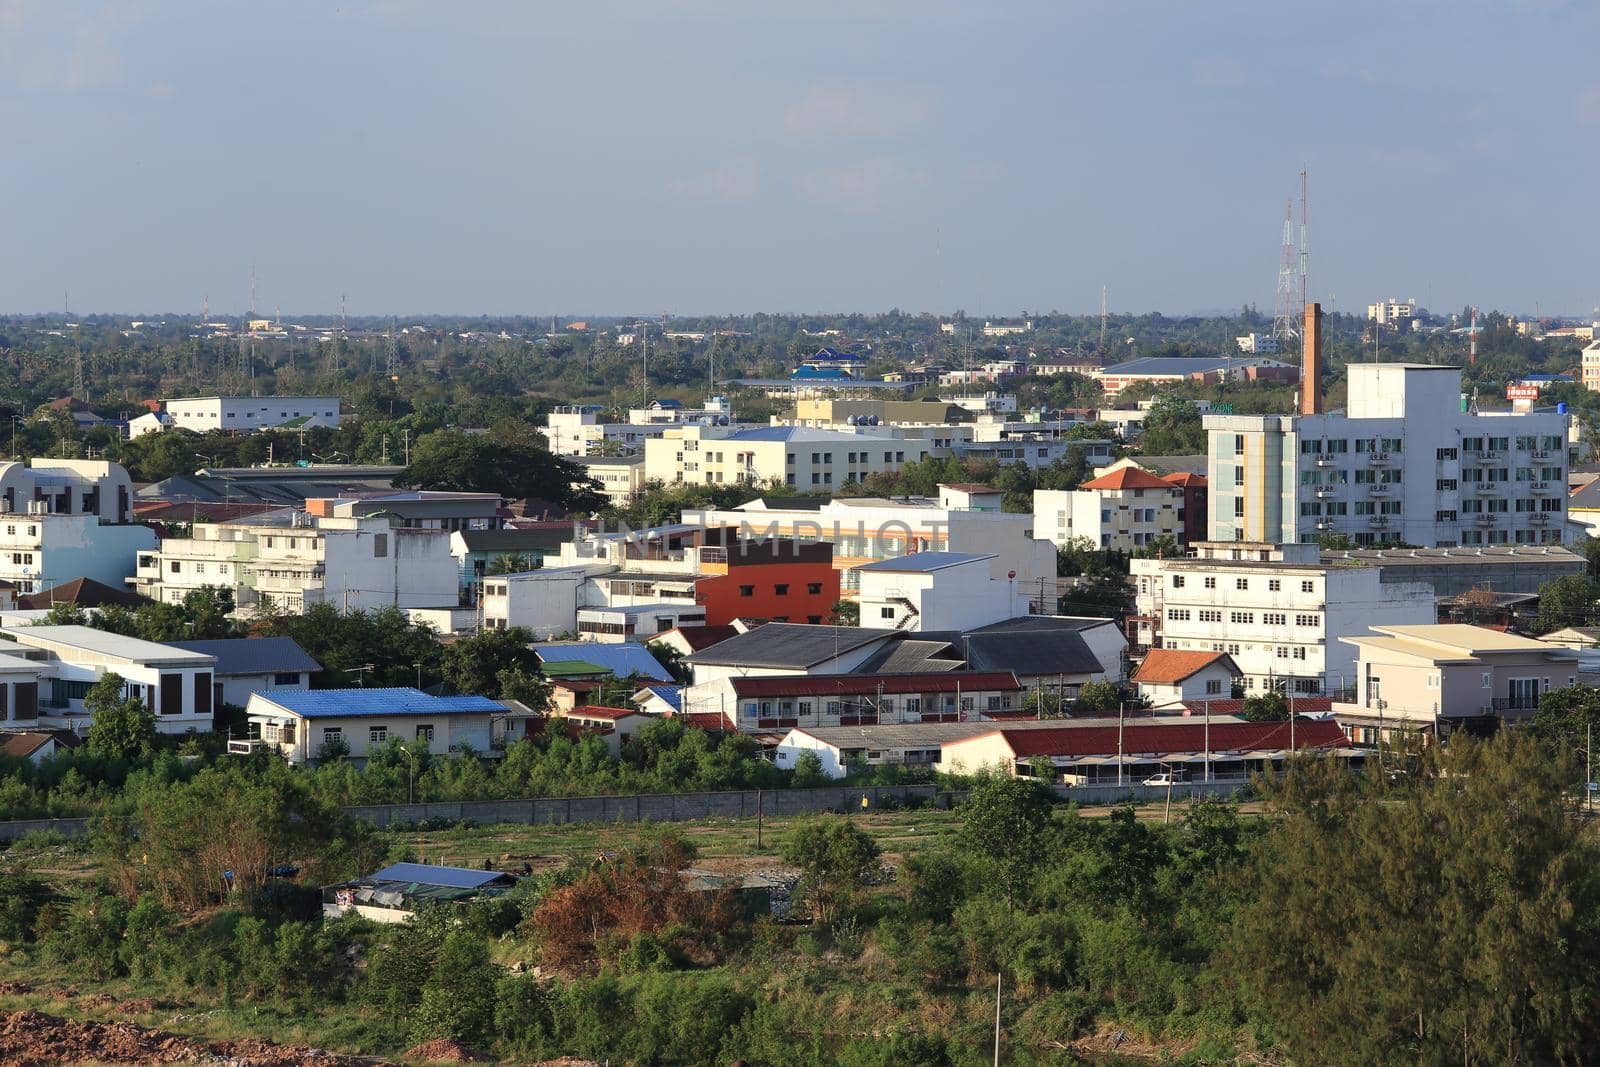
[2,1,1596,318]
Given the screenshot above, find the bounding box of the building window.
[774,584,789,596]
[1234,434,1245,456]
[416,724,435,742]
[1234,498,1245,518]
[369,725,388,745]
[1268,579,1280,591]
[1172,575,1185,588]
[322,727,342,746]
[373,534,388,558]
[273,672,300,686]
[739,585,754,597]
[807,582,823,595]
[1204,576,1216,589]
[1301,580,1314,593]
[1235,578,1248,590]
[880,607,895,619]
[1205,678,1223,695]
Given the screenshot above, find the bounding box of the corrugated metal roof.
[969,719,1348,759]
[732,671,1020,698]
[531,642,672,682]
[365,862,509,889]
[167,636,321,677]
[856,551,993,573]
[254,687,503,719]
[17,625,216,665]
[684,623,891,668]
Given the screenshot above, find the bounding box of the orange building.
[694,540,838,626]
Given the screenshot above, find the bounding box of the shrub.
[411,930,499,1047]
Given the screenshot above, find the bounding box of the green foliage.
[780,816,882,925]
[411,929,499,1046]
[1073,680,1122,714]
[397,424,603,511]
[84,673,156,761]
[1527,684,1600,769]
[790,750,827,787]
[1231,735,1600,1064]
[1138,394,1206,455]
[438,626,543,699]
[957,772,1052,908]
[1238,690,1288,721]
[1536,574,1600,634]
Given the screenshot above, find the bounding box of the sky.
[1,0,1597,319]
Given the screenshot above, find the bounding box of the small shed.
[322,862,517,923]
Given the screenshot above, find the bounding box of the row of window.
[1168,608,1320,627]
[741,694,1009,718]
[1460,435,1563,452]
[738,582,825,597]
[321,724,434,747]
[1171,575,1317,593]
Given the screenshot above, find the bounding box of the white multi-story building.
[132,510,459,615]
[543,397,736,457]
[1205,364,1570,547]
[1034,467,1189,551]
[0,460,156,593]
[643,424,959,491]
[688,484,1057,597]
[1130,541,1436,695]
[130,396,342,437]
[1367,298,1417,326]
[11,625,218,734]
[1235,333,1280,354]
[1582,339,1600,393]
[855,551,1033,632]
[571,455,647,506]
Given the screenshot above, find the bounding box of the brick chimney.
[1299,302,1323,416]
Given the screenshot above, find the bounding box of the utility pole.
[993,972,1003,1067]
[1099,286,1108,353]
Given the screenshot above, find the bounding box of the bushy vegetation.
[4,734,1595,1064]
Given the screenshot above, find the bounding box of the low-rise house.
[718,670,1024,732]
[1132,649,1240,707]
[940,718,1352,784]
[557,704,653,755]
[1334,624,1581,742]
[241,687,507,764]
[166,636,321,708]
[531,641,673,684]
[632,683,682,716]
[1538,627,1600,650]
[0,460,157,594]
[0,729,80,764]
[855,552,1033,632]
[10,625,216,734]
[449,527,576,597]
[323,862,516,924]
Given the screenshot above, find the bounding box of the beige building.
[1334,624,1580,742]
[643,424,952,491]
[573,454,646,506]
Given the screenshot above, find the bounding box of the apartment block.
[643,424,954,491]
[1206,364,1569,547]
[1033,467,1194,551]
[131,396,342,437]
[1130,541,1435,695]
[0,460,156,593]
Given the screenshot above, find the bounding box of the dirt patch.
[112,997,173,1015]
[76,993,116,1009]
[0,984,30,998]
[404,1037,492,1062]
[0,1008,391,1066]
[532,1060,604,1067]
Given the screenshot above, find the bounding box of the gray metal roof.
[686,623,893,668]
[15,625,216,665]
[167,637,321,677]
[856,551,993,573]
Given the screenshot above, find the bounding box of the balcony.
[1532,449,1555,461]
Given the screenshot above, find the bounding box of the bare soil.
[0,1008,391,1066]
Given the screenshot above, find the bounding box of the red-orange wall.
[697,559,840,626]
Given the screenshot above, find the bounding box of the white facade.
[856,553,1032,632]
[688,492,1056,597]
[151,396,342,436]
[1034,474,1186,552]
[1130,541,1436,694]
[1235,333,1279,354]
[0,460,153,593]
[1206,364,1570,547]
[643,424,952,491]
[132,512,459,616]
[573,455,647,506]
[11,625,217,734]
[1367,298,1417,325]
[243,689,502,764]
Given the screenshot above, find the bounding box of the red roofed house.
[1132,649,1240,706]
[940,718,1353,785]
[557,705,652,755]
[1033,466,1195,552]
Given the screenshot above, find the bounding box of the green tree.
[84,673,155,760]
[957,772,1052,910]
[1137,394,1205,454]
[781,816,882,925]
[1231,734,1600,1064]
[1239,690,1289,722]
[411,930,499,1047]
[790,750,827,787]
[1527,684,1600,768]
[1536,574,1600,634]
[395,427,603,512]
[438,627,540,697]
[828,599,860,626]
[1073,681,1122,714]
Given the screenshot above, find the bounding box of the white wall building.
[1034,467,1188,551]
[10,625,217,734]
[1205,364,1570,547]
[0,460,155,593]
[1367,298,1418,326]
[134,396,342,437]
[242,688,506,764]
[856,551,1033,632]
[688,486,1056,597]
[132,511,459,616]
[1235,333,1280,354]
[1130,541,1436,695]
[643,424,955,491]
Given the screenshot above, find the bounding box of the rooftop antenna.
[1469,306,1479,365]
[1298,169,1309,309]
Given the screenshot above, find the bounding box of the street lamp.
[9,415,23,459]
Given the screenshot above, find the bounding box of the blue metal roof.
[640,684,683,712]
[367,862,507,889]
[856,551,993,573]
[531,642,672,682]
[256,687,503,718]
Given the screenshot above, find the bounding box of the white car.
[1142,772,1184,786]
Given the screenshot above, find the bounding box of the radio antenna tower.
[386,318,397,377]
[1099,286,1109,352]
[1271,197,1299,342]
[250,262,258,318]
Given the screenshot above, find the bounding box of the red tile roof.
[1132,650,1235,685]
[731,671,1021,698]
[1160,472,1207,487]
[567,705,643,721]
[972,718,1347,759]
[1078,467,1178,492]
[1172,697,1335,716]
[681,712,730,730]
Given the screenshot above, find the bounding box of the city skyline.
[3,1,1597,317]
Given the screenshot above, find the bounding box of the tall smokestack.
[1300,302,1323,415]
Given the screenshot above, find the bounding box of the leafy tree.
[438,626,541,697]
[645,640,690,685]
[1137,394,1205,455]
[485,553,538,575]
[1073,681,1122,714]
[828,599,860,626]
[411,930,499,1047]
[84,673,156,761]
[957,772,1052,910]
[1231,734,1600,1064]
[395,427,603,512]
[1527,684,1600,768]
[1536,574,1600,634]
[790,750,827,787]
[781,816,882,925]
[1239,690,1289,722]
